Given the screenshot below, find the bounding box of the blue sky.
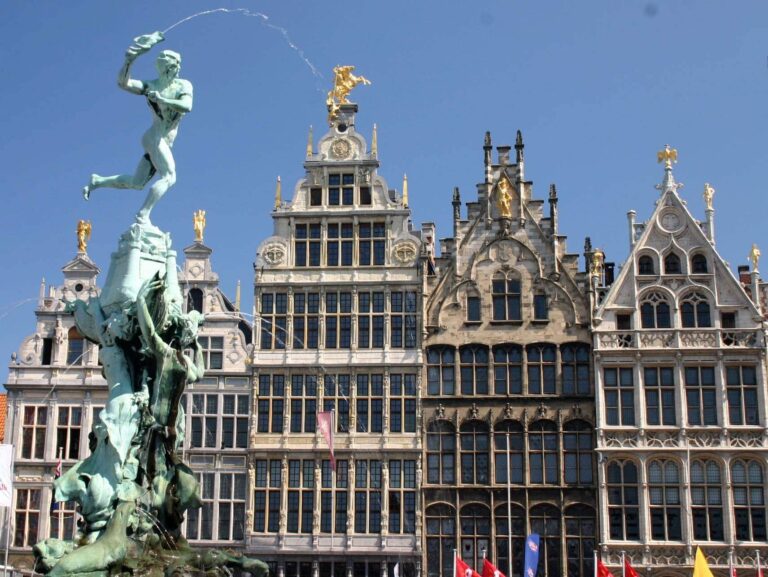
[1,1,767,379]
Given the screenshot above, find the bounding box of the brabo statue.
[83,32,192,225]
[35,32,267,577]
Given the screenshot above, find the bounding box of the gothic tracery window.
[680,292,711,328]
[640,291,671,329]
[460,421,490,484]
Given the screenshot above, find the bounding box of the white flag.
[393,563,400,577]
[0,445,14,508]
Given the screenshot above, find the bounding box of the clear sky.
[1,1,767,381]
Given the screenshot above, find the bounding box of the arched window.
[459,504,491,569]
[460,345,489,395]
[680,292,711,328]
[427,346,455,395]
[494,421,524,484]
[640,292,671,328]
[426,421,455,484]
[530,504,561,577]
[492,273,521,321]
[691,254,708,274]
[638,255,655,275]
[606,460,640,540]
[648,460,682,540]
[561,343,590,395]
[690,460,724,541]
[731,460,767,541]
[493,345,523,395]
[664,252,682,274]
[460,421,489,484]
[494,504,525,577]
[527,344,556,394]
[565,504,595,577]
[563,420,593,485]
[529,420,558,484]
[187,287,204,313]
[426,504,456,577]
[66,327,84,366]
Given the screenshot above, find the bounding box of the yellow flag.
[692,548,714,577]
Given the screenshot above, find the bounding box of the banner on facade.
[522,534,539,577]
[0,445,13,508]
[317,411,335,471]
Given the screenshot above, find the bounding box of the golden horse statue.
[327,65,371,124]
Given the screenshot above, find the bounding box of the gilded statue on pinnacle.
[326,65,370,124]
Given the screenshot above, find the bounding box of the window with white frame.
[56,406,82,460]
[290,374,317,433]
[327,222,354,266]
[685,366,717,426]
[287,459,315,533]
[253,459,281,533]
[321,459,348,533]
[358,222,386,266]
[644,367,676,426]
[680,292,711,328]
[221,394,249,449]
[603,367,635,426]
[640,292,671,329]
[726,365,759,425]
[190,394,218,448]
[358,291,385,348]
[216,473,246,541]
[295,223,321,267]
[199,335,224,369]
[732,459,767,541]
[390,291,418,348]
[260,293,287,350]
[323,374,350,432]
[354,459,382,533]
[13,488,41,547]
[49,500,79,540]
[427,346,455,395]
[389,374,417,433]
[186,472,214,540]
[293,292,320,349]
[21,406,47,460]
[648,460,682,541]
[325,291,352,349]
[257,374,285,434]
[606,460,640,541]
[690,460,724,541]
[356,374,383,433]
[388,459,416,534]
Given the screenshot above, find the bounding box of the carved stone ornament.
[658,208,683,233]
[436,404,446,419]
[262,242,286,266]
[392,241,418,265]
[330,138,352,159]
[504,403,513,420]
[469,403,480,420]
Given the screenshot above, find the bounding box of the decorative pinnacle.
[193,209,206,243]
[76,219,92,253]
[749,244,761,271]
[274,176,282,210]
[402,174,409,208]
[235,280,241,312]
[372,123,378,157]
[306,126,313,157]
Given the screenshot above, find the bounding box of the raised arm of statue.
[117,52,145,95]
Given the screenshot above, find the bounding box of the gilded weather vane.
[193,209,206,243]
[657,144,678,168]
[77,219,92,253]
[326,65,371,125]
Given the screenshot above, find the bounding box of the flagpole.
[506,431,511,577]
[453,548,457,577]
[3,450,14,577]
[621,551,625,577]
[758,549,762,576]
[729,550,733,577]
[593,550,597,577]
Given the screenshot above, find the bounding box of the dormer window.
[187,288,204,314]
[310,187,322,206]
[638,256,655,275]
[328,173,354,206]
[691,254,708,274]
[664,253,682,274]
[492,273,521,321]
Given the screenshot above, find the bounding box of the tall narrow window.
[727,365,759,425]
[359,222,386,266]
[680,292,711,328]
[459,504,491,569]
[603,367,634,426]
[217,473,246,541]
[41,337,53,365]
[527,344,556,394]
[358,292,385,348]
[529,420,558,484]
[664,253,682,274]
[691,254,708,273]
[186,472,214,540]
[640,292,671,328]
[13,489,41,547]
[426,505,456,577]
[561,343,590,395]
[565,505,595,577]
[460,422,489,484]
[492,274,521,321]
[295,223,321,267]
[323,374,350,432]
[356,374,384,433]
[221,394,249,448]
[467,295,481,322]
[685,366,717,426]
[293,292,319,349]
[256,375,284,434]
[388,459,416,534]
[691,460,724,541]
[460,345,489,395]
[199,336,224,369]
[287,459,315,533]
[66,327,84,365]
[427,346,455,395]
[56,406,82,460]
[390,291,418,348]
[494,505,525,577]
[533,293,548,320]
[325,291,352,349]
[354,460,382,533]
[648,460,682,540]
[644,367,676,426]
[253,459,281,533]
[327,223,353,266]
[493,344,523,395]
[732,459,767,541]
[389,374,417,433]
[638,255,655,275]
[426,421,455,484]
[260,293,287,350]
[321,459,348,534]
[191,393,219,447]
[563,420,593,485]
[494,421,524,484]
[187,288,204,314]
[606,460,640,540]
[290,375,317,433]
[530,505,562,577]
[50,500,79,540]
[21,406,47,459]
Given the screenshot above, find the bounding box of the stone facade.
[248,102,423,577]
[421,132,596,577]
[593,158,768,575]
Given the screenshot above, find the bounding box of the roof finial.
[655,144,682,194]
[235,280,241,311]
[306,126,313,157]
[274,176,282,210]
[402,174,409,208]
[193,210,206,243]
[77,219,92,253]
[372,123,378,157]
[515,130,524,163]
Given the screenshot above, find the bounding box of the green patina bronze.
[33,32,268,577]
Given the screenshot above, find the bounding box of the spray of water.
[162,8,323,81]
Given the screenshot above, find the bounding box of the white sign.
[0,445,14,508]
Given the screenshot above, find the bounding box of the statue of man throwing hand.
[83,32,193,225]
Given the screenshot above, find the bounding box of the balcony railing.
[596,328,762,350]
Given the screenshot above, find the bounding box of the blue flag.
[523,534,540,577]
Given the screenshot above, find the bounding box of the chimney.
[738,265,751,285]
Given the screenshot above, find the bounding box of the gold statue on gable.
[657,144,678,167]
[327,65,371,124]
[495,175,513,219]
[749,243,761,271]
[193,209,206,243]
[703,183,715,210]
[77,220,92,253]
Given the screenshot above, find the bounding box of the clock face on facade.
[330,138,352,159]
